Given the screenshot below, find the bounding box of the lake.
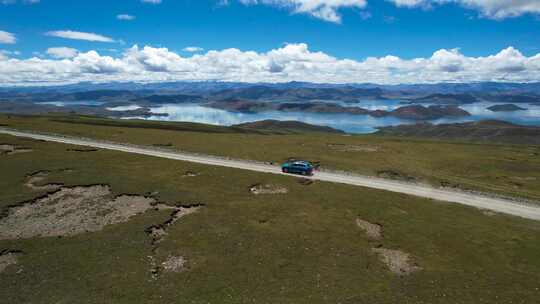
[139,101,540,133]
[36,99,540,134]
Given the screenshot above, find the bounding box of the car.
[281,160,314,176]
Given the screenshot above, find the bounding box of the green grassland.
[1,130,540,303]
[2,114,540,201]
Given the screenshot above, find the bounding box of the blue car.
[281,160,314,176]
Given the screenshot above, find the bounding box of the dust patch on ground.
[0,185,158,240]
[0,144,33,155]
[327,143,379,152]
[161,255,187,273]
[24,171,63,192]
[145,204,204,279]
[249,184,288,195]
[372,247,421,276]
[0,250,23,273]
[356,218,382,240]
[377,170,417,182]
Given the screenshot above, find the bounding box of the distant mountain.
[60,90,140,101]
[376,120,540,145]
[131,94,203,104]
[3,81,540,96]
[481,94,540,104]
[210,86,385,102]
[233,120,345,134]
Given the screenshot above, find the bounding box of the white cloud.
[0,30,16,44]
[141,0,162,4]
[0,43,539,86]
[46,47,79,59]
[387,0,540,19]
[117,14,136,21]
[45,30,115,43]
[238,0,367,23]
[1,0,40,4]
[231,0,540,21]
[183,46,204,52]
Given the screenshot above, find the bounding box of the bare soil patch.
[356,218,382,240]
[0,185,157,240]
[0,250,22,273]
[161,255,187,273]
[327,143,379,152]
[0,144,33,155]
[372,248,421,275]
[146,204,203,246]
[145,204,203,278]
[249,184,288,195]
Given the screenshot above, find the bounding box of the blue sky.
[1,0,539,58]
[0,0,539,85]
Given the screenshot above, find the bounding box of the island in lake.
[487,104,527,112]
[204,100,471,121]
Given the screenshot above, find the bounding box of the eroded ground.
[355,217,420,276]
[0,183,158,240]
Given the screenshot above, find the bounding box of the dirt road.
[2,128,540,221]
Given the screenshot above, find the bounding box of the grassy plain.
[1,126,540,303]
[2,114,540,201]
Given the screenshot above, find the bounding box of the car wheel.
[283,168,288,173]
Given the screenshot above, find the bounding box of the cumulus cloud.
[0,43,539,86]
[45,30,115,43]
[117,14,136,21]
[387,0,540,19]
[0,30,16,44]
[46,47,79,59]
[230,0,540,21]
[237,0,367,23]
[183,46,204,52]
